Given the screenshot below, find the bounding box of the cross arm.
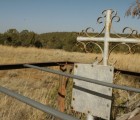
[108,38,140,43]
[77,37,104,42]
[77,37,140,43]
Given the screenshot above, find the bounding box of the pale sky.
[0,0,139,33]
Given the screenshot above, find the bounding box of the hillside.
[0,30,140,53]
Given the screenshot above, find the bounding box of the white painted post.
[104,10,111,66]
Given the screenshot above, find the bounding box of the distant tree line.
[0,28,80,51]
[0,28,139,53]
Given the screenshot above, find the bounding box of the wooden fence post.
[58,64,73,112]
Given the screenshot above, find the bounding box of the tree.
[20,30,40,47]
[4,28,20,45]
[126,0,140,18]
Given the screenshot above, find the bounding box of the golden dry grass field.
[0,45,140,120]
[0,45,139,72]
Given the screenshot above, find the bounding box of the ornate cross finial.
[77,9,140,66]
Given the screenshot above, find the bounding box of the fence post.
[58,64,73,112]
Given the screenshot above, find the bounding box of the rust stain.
[58,64,73,112]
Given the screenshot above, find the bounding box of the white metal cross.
[77,9,140,66]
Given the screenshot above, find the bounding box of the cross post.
[77,9,140,66]
[74,9,140,120]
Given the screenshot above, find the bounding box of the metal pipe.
[0,86,79,120]
[24,64,140,93]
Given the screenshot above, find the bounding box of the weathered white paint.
[72,64,114,120]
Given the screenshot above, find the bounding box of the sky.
[0,0,139,34]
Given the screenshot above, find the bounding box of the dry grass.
[0,45,96,64]
[0,45,139,120]
[109,53,140,72]
[0,45,139,72]
[112,73,140,119]
[0,67,61,120]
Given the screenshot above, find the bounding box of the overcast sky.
[0,0,139,33]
